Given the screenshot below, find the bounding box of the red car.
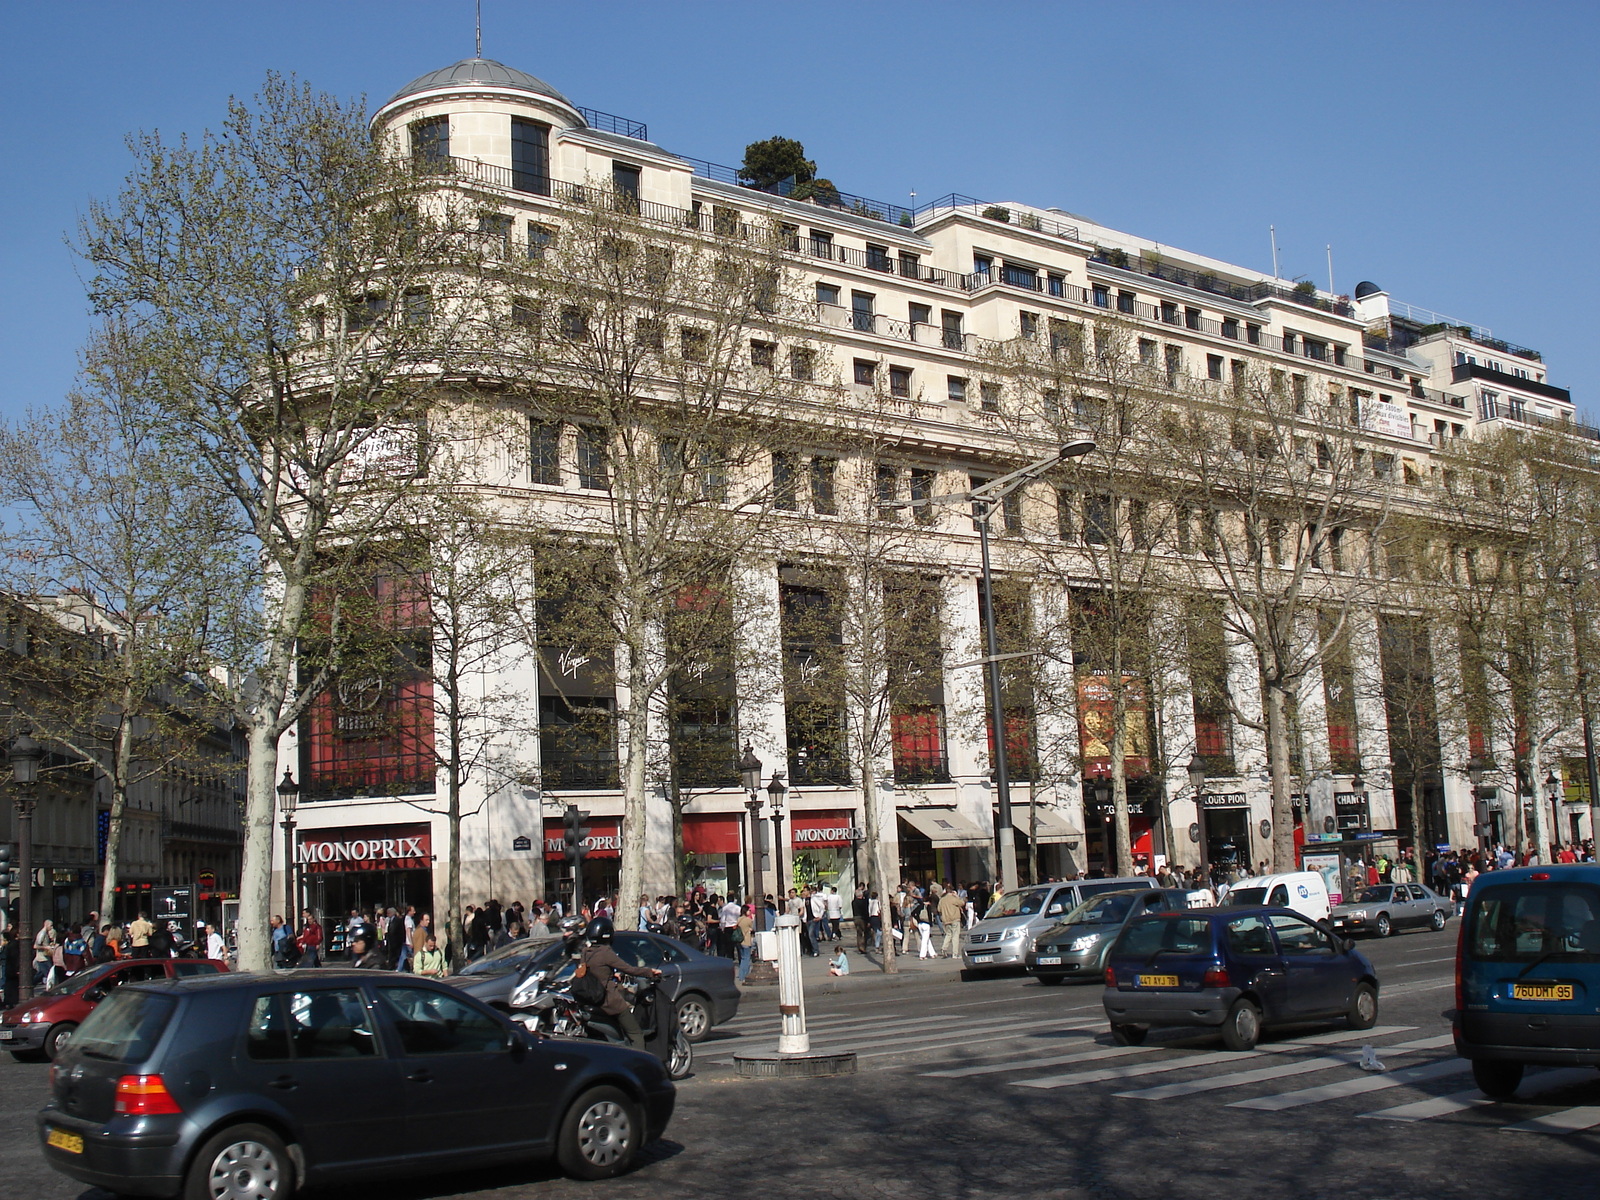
[2,957,228,1060]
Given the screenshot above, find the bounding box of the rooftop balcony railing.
[1478,399,1600,442]
[575,107,649,141]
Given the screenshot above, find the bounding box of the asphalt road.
[5,927,1596,1200]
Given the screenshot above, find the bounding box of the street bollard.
[775,912,809,1054]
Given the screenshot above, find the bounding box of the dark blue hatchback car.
[1102,906,1379,1050]
[37,970,675,1199]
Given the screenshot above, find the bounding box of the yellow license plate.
[1138,974,1179,988]
[47,1128,83,1154]
[1512,982,1574,1001]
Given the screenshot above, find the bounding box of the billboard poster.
[1077,673,1150,777]
[1301,852,1344,906]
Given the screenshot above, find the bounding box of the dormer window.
[409,116,449,167]
[612,161,641,210]
[511,118,550,195]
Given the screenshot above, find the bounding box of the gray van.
[960,877,1158,978]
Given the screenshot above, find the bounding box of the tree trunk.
[98,706,135,922]
[1265,680,1297,873]
[446,749,463,969]
[618,649,651,922]
[861,757,897,973]
[235,718,283,972]
[1109,665,1134,876]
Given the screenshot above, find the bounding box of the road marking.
[1357,1068,1599,1122]
[1013,1027,1412,1090]
[1502,1106,1600,1135]
[1227,1057,1470,1110]
[1113,1034,1452,1099]
[706,1014,1101,1064]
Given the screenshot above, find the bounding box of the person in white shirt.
[825,887,844,939]
[718,896,741,958]
[204,924,227,961]
[808,889,828,957]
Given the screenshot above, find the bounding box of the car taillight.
[114,1074,183,1116]
[1203,967,1231,988]
[1103,967,1116,987]
[1530,872,1550,881]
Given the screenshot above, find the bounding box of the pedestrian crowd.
[0,909,229,1007]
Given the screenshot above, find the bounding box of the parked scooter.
[511,958,693,1080]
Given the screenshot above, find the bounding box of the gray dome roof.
[386,58,573,108]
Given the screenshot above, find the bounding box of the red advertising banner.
[298,823,433,874]
[682,813,743,855]
[543,817,623,860]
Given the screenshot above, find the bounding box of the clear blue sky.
[3,1,1597,419]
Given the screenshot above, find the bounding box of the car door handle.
[269,1075,298,1091]
[1257,969,1284,978]
[407,1070,433,1084]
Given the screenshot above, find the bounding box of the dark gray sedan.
[1025,888,1202,984]
[1330,883,1451,937]
[446,930,741,1042]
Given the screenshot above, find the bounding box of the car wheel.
[1220,999,1261,1051]
[1374,913,1392,938]
[43,1023,75,1061]
[184,1123,292,1200]
[556,1085,642,1181]
[1346,983,1378,1030]
[674,993,712,1043]
[1110,1022,1147,1046]
[1036,974,1065,987]
[1473,1059,1525,1101]
[1430,909,1447,932]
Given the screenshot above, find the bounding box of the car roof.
[1473,864,1600,887]
[1129,905,1293,921]
[122,968,454,995]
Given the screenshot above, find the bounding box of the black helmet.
[557,913,586,936]
[585,916,615,944]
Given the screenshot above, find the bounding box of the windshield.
[985,889,1050,919]
[455,937,558,977]
[1114,917,1213,958]
[1227,887,1267,906]
[1062,892,1140,926]
[71,990,175,1062]
[1467,883,1600,963]
[39,961,120,996]
[1358,888,1393,903]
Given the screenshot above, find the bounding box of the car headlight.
[1069,934,1101,952]
[1003,926,1028,940]
[20,1011,38,1024]
[1347,909,1367,919]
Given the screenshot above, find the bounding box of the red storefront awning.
[790,809,863,849]
[683,813,743,855]
[543,817,622,861]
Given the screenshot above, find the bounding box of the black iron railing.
[576,107,648,141]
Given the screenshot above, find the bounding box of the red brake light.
[114,1074,183,1116]
[1530,872,1550,881]
[1203,967,1231,988]
[1103,967,1116,986]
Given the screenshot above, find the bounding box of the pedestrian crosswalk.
[716,1003,1600,1136]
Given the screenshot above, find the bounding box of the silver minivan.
[961,877,1158,978]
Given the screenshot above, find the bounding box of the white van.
[1222,871,1331,922]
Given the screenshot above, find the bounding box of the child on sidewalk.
[828,944,850,976]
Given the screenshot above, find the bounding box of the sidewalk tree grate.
[734,1051,859,1078]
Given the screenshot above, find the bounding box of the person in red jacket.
[296,908,323,967]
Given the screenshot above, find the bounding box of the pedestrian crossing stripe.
[1357,1069,1597,1123]
[1227,1057,1471,1110]
[1112,1034,1453,1100]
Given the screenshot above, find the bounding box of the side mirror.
[84,987,108,1003]
[1340,938,1355,954]
[1047,904,1064,915]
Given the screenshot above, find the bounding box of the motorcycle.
[511,965,694,1080]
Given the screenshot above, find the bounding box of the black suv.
[37,970,675,1197]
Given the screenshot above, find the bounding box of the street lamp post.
[767,772,787,904]
[892,440,1097,894]
[738,744,778,985]
[1187,755,1208,874]
[277,769,299,926]
[1467,755,1491,860]
[10,731,43,1002]
[1546,771,1563,853]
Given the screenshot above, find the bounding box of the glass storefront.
[298,822,435,933]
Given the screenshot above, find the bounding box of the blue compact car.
[1454,864,1600,1099]
[1102,906,1379,1050]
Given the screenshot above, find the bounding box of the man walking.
[808,887,828,957]
[938,886,966,958]
[852,886,871,953]
[129,911,153,959]
[825,886,844,939]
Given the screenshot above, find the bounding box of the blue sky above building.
[2,0,1596,419]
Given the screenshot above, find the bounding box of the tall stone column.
[1031,580,1083,877]
[1348,609,1396,830]
[1150,597,1197,870]
[941,572,996,880]
[731,559,789,895]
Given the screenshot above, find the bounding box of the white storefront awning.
[900,807,991,848]
[1007,805,1081,845]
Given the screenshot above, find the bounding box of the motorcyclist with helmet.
[579,916,662,1051]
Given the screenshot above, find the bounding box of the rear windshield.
[1228,888,1267,906]
[985,890,1050,919]
[1468,883,1600,963]
[1115,917,1213,958]
[70,989,176,1062]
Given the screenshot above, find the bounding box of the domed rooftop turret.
[1353,280,1383,299]
[384,57,574,109]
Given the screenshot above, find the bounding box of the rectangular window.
[539,696,619,789]
[854,359,877,387]
[712,205,740,236]
[908,302,932,327]
[947,376,967,404]
[1019,311,1039,339]
[511,118,550,194]
[1138,338,1157,366]
[348,294,389,331]
[511,296,539,330]
[974,254,993,278]
[810,457,837,515]
[1002,489,1023,535]
[1246,323,1262,345]
[680,328,709,363]
[1164,345,1183,384]
[1282,332,1297,355]
[1057,489,1075,540]
[698,444,728,503]
[909,469,935,525]
[402,287,432,326]
[899,251,921,278]
[789,347,815,382]
[611,162,642,208]
[892,706,951,784]
[772,452,798,511]
[889,366,912,399]
[750,339,776,369]
[1222,318,1239,339]
[1207,354,1223,381]
[816,282,841,308]
[941,311,964,351]
[1092,284,1110,308]
[1117,290,1135,314]
[636,317,664,351]
[866,243,891,272]
[409,116,449,165]
[1160,301,1179,325]
[808,229,834,258]
[559,306,588,341]
[576,425,609,490]
[527,223,553,260]
[530,419,560,486]
[979,382,1001,412]
[1185,307,1201,330]
[851,291,875,332]
[876,463,900,519]
[478,212,513,255]
[1292,374,1308,411]
[1048,273,1066,297]
[1003,262,1038,290]
[1084,494,1114,545]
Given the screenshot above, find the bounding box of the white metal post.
[775,912,809,1054]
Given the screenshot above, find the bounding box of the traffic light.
[0,845,10,900]
[563,805,589,911]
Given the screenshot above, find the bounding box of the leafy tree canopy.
[740,136,816,190]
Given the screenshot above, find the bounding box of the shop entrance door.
[1203,808,1250,874]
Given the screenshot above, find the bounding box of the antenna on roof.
[475,0,482,58]
[1326,244,1335,297]
[1269,225,1280,280]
